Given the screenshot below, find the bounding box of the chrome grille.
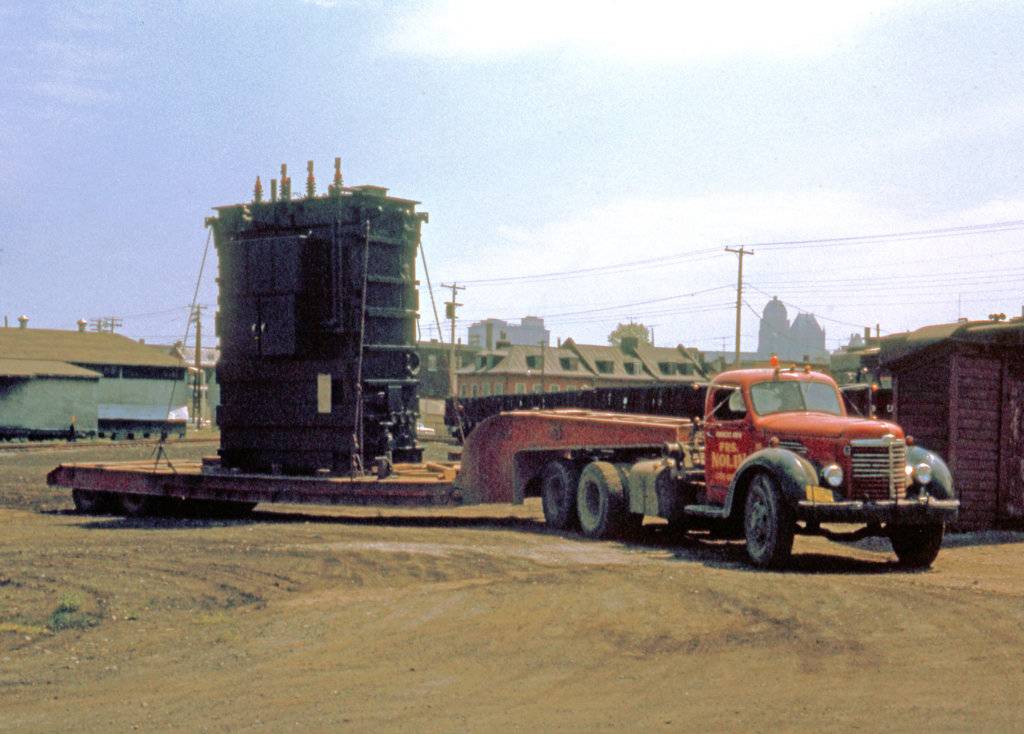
[849,436,907,500]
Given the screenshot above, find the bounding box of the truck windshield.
[749,380,842,416]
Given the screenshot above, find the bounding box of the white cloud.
[386,0,901,62]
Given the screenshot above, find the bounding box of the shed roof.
[0,358,101,380]
[880,318,1024,367]
[0,329,185,368]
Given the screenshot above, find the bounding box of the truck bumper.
[796,497,959,525]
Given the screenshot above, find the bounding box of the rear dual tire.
[576,461,643,540]
[541,460,580,530]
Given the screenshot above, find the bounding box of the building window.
[526,355,542,369]
[471,384,479,397]
[121,365,186,380]
[550,384,559,392]
[459,384,468,397]
[596,360,614,374]
[532,384,543,394]
[482,383,491,396]
[623,362,637,375]
[493,383,503,395]
[427,354,438,371]
[515,383,525,394]
[659,362,674,375]
[559,357,576,371]
[76,363,122,379]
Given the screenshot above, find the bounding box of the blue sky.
[2,0,1023,352]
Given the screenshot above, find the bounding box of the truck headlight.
[912,462,932,485]
[822,464,844,488]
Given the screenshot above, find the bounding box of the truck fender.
[624,458,676,516]
[725,448,818,518]
[906,445,955,500]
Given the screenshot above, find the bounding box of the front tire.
[890,523,944,568]
[540,460,580,530]
[743,473,795,568]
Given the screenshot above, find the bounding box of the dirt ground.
[2,441,1024,732]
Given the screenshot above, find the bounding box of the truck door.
[704,385,753,505]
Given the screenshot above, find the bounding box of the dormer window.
[624,362,637,375]
[596,360,614,374]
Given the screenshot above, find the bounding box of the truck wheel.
[576,461,632,539]
[541,460,580,530]
[72,489,111,515]
[889,523,944,568]
[743,473,795,568]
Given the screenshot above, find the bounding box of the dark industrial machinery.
[209,159,426,475]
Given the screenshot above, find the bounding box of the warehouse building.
[0,320,188,439]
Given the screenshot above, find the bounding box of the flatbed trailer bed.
[47,459,461,510]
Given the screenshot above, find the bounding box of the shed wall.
[999,360,1024,520]
[893,354,949,459]
[0,378,99,433]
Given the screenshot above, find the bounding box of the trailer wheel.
[117,493,164,517]
[72,489,111,515]
[541,460,580,530]
[576,461,632,539]
[889,523,944,568]
[743,473,794,568]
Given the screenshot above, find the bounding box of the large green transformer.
[210,161,426,474]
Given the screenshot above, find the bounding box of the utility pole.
[441,282,465,399]
[539,339,547,395]
[725,246,753,367]
[190,305,207,429]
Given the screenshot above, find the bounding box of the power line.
[732,219,1024,252]
[453,247,722,285]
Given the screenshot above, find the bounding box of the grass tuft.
[46,594,100,632]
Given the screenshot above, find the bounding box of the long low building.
[0,322,188,439]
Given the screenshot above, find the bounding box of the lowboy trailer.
[49,365,959,568]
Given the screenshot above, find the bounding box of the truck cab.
[697,365,958,566]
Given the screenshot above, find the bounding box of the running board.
[682,504,729,519]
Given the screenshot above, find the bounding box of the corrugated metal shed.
[880,318,1024,529]
[0,329,184,367]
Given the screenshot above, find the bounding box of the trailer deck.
[47,459,461,508]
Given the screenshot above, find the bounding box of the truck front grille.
[849,436,907,501]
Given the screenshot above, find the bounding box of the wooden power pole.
[725,246,753,367]
[441,282,465,398]
[190,305,207,428]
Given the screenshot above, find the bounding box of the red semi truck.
[49,365,957,568]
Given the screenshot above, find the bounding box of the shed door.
[951,353,1001,528]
